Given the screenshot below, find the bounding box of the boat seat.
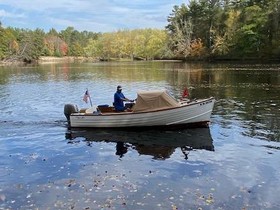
[97,106,115,113]
[85,105,98,113]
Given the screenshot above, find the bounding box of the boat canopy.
[132,90,180,112]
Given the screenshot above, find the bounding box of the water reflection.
[65,128,214,160]
[1,62,280,209]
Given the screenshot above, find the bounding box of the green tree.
[60,27,98,56]
[233,5,268,56]
[17,29,45,62]
[166,0,280,59]
[0,25,18,59]
[166,4,193,58]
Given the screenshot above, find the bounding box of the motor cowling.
[64,104,78,124]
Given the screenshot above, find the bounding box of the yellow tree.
[147,29,168,59]
[111,30,128,58]
[211,9,241,56]
[84,38,103,58]
[100,33,114,60]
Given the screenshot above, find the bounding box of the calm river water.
[0,61,280,209]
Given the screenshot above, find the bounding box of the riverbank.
[0,56,181,66]
[1,56,279,66]
[38,56,98,64]
[0,56,98,66]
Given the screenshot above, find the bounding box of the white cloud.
[0,9,25,18]
[0,0,188,32]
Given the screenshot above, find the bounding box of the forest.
[0,0,280,63]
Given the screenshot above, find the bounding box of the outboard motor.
[64,104,79,125]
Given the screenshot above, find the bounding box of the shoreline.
[0,56,98,66]
[1,56,280,66]
[38,56,98,64]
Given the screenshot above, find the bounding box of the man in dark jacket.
[114,85,133,111]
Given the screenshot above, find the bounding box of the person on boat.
[114,85,133,111]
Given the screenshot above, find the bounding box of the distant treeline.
[1,0,280,63]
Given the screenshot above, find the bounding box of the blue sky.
[0,0,188,32]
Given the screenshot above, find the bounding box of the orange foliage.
[60,42,68,56]
[44,36,68,56]
[189,38,205,57]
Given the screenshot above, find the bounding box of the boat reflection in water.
[65,128,214,160]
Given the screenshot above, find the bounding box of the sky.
[0,0,188,33]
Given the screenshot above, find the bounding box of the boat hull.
[69,97,215,128]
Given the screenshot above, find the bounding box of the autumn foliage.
[1,0,280,62]
[190,38,206,58]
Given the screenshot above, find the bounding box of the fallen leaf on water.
[206,194,214,204]
[172,204,178,210]
[0,194,6,202]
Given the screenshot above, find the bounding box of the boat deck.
[76,98,210,116]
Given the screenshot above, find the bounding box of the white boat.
[64,90,215,128]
